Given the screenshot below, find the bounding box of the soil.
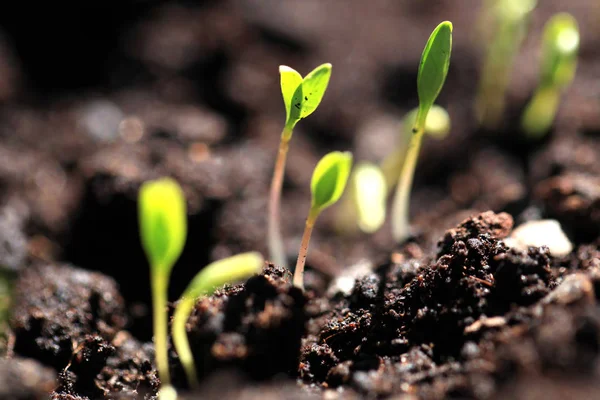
[1,1,600,399]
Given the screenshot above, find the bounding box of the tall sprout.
[391,21,453,243]
[268,64,332,269]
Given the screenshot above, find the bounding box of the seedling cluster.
[134,7,581,395]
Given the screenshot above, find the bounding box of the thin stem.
[172,296,198,388]
[151,271,170,386]
[521,85,560,138]
[293,209,318,290]
[476,16,528,129]
[268,128,292,268]
[391,124,424,243]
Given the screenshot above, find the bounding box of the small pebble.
[505,219,573,257]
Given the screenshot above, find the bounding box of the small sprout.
[335,162,387,234]
[0,268,16,352]
[268,63,332,269]
[391,22,452,243]
[381,105,451,190]
[172,252,264,388]
[521,13,579,138]
[475,0,537,129]
[139,178,187,388]
[294,151,352,290]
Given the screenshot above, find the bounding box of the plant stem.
[521,85,560,139]
[293,208,318,290]
[268,127,292,268]
[391,119,425,243]
[171,296,198,388]
[476,12,529,129]
[151,271,170,386]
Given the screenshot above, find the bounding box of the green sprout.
[268,63,332,269]
[172,252,264,388]
[294,151,352,290]
[521,13,579,138]
[391,21,452,243]
[335,162,387,235]
[139,178,187,390]
[0,269,15,356]
[475,0,537,129]
[380,105,451,190]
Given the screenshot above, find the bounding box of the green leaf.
[139,178,187,274]
[297,63,332,119]
[184,252,264,299]
[352,163,387,233]
[540,13,579,89]
[280,63,332,131]
[415,21,453,131]
[311,151,353,212]
[279,65,303,127]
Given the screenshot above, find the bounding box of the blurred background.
[0,0,599,340]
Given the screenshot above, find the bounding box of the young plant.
[380,105,451,190]
[172,252,264,388]
[475,0,537,129]
[294,151,352,290]
[335,162,387,235]
[521,13,579,138]
[0,269,16,355]
[268,63,332,269]
[139,178,187,391]
[391,21,452,243]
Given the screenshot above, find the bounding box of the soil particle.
[11,263,127,369]
[0,357,57,400]
[53,331,158,399]
[437,211,513,257]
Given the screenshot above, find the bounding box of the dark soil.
[1,0,600,399]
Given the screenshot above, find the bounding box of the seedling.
[475,0,537,129]
[139,178,187,389]
[268,63,332,269]
[0,269,15,356]
[335,162,387,235]
[521,13,579,138]
[172,252,264,388]
[391,21,452,243]
[380,105,451,190]
[294,151,352,290]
